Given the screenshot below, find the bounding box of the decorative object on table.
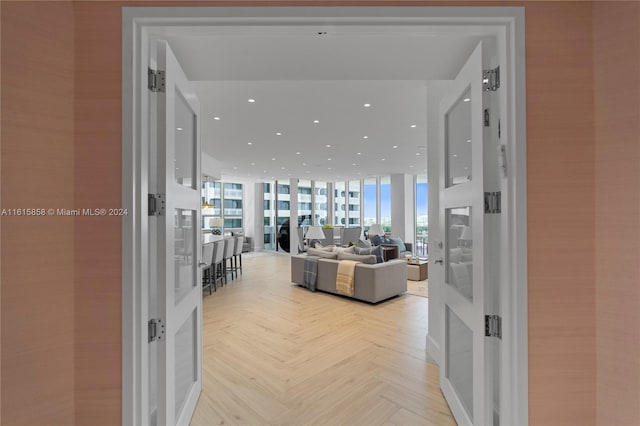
[210,217,223,235]
[321,223,333,229]
[305,226,325,249]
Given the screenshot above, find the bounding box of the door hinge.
[148,318,165,342]
[484,191,501,214]
[485,315,502,339]
[483,66,500,92]
[484,108,491,127]
[148,193,165,216]
[148,68,166,93]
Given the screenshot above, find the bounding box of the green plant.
[322,224,333,229]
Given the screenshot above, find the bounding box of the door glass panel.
[446,206,473,301]
[446,307,474,422]
[174,92,196,189]
[174,209,196,304]
[445,89,472,188]
[174,308,197,421]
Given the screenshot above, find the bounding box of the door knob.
[198,261,208,267]
[434,258,444,265]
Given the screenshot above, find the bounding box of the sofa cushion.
[388,237,407,253]
[307,248,338,259]
[354,246,384,263]
[337,252,377,264]
[356,239,372,248]
[335,246,355,254]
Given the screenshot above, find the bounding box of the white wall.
[390,173,415,244]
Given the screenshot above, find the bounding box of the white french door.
[148,39,203,426]
[438,41,499,426]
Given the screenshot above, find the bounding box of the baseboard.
[426,333,441,366]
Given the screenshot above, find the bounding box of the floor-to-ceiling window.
[334,181,346,226]
[201,180,221,231]
[263,182,276,249]
[276,182,291,251]
[348,180,361,226]
[202,180,244,233]
[223,182,243,231]
[314,181,328,226]
[380,176,391,233]
[363,178,377,234]
[416,174,428,256]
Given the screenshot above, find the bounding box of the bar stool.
[211,239,225,290]
[232,236,244,277]
[223,237,235,282]
[200,242,214,295]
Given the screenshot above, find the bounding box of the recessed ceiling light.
[410,124,417,128]
[467,139,471,143]
[328,167,332,170]
[313,120,320,124]
[352,163,356,166]
[248,98,256,103]
[214,116,221,121]
[327,158,331,161]
[363,136,369,139]
[251,162,255,166]
[272,157,276,161]
[247,142,253,145]
[393,145,398,149]
[416,153,421,156]
[364,103,371,108]
[463,98,471,102]
[302,162,307,166]
[409,165,414,168]
[381,158,386,161]
[453,154,458,157]
[281,167,285,170]
[296,152,301,155]
[176,127,183,131]
[357,152,361,155]
[276,132,282,136]
[326,144,331,148]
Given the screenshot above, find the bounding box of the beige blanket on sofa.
[336,260,358,296]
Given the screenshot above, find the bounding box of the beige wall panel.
[594,2,640,425]
[0,2,75,425]
[74,3,124,425]
[524,4,596,425]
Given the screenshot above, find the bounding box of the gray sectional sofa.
[290,255,407,303]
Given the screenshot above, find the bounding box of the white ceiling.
[165,31,481,181]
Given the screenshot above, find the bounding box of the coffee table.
[407,259,428,281]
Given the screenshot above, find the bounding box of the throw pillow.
[337,252,377,264]
[335,246,355,254]
[357,239,372,248]
[354,246,384,263]
[370,235,383,246]
[388,237,407,253]
[307,248,338,259]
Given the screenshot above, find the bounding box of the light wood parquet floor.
[191,252,455,426]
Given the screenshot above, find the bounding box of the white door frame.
[122,6,527,426]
